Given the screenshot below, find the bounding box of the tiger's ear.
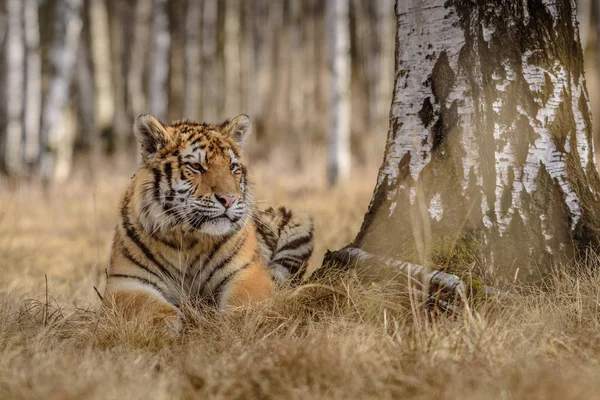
[134,114,169,161]
[222,114,251,148]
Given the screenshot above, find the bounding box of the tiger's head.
[133,114,252,238]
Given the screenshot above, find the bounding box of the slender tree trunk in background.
[0,2,6,48]
[168,0,185,121]
[52,103,77,181]
[365,1,385,133]
[577,0,600,164]
[23,0,41,169]
[288,0,304,167]
[2,0,24,176]
[347,0,600,282]
[0,3,6,168]
[253,0,274,147]
[349,0,367,163]
[148,0,170,121]
[274,1,289,141]
[327,0,351,186]
[201,0,218,122]
[302,0,318,144]
[239,0,256,116]
[215,1,226,118]
[127,0,152,121]
[89,0,114,151]
[224,0,241,117]
[595,0,600,164]
[75,37,97,153]
[39,0,83,183]
[183,0,202,119]
[107,0,131,149]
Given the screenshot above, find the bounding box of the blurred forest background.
[4,3,600,398]
[1,0,600,186]
[0,0,396,185]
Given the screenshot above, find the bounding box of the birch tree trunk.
[349,0,600,281]
[239,0,256,116]
[89,0,114,148]
[148,0,170,121]
[23,0,41,168]
[577,0,600,164]
[106,0,130,149]
[167,0,185,121]
[224,0,241,117]
[327,0,351,186]
[75,36,97,153]
[201,0,218,122]
[0,3,6,169]
[39,0,83,183]
[127,0,152,121]
[183,0,202,119]
[288,0,304,167]
[2,0,24,176]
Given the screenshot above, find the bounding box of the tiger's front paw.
[163,313,184,335]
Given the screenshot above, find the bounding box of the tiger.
[103,114,314,331]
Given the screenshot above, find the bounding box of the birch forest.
[4,1,600,398]
[0,0,395,183]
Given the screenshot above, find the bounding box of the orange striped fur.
[103,114,313,331]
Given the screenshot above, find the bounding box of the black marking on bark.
[549,89,575,153]
[418,97,435,128]
[432,101,459,151]
[540,73,554,106]
[430,51,455,104]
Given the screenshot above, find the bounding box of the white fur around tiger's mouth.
[187,211,243,236]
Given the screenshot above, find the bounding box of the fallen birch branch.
[320,247,499,313]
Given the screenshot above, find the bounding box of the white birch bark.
[148,0,170,121]
[107,0,130,143]
[39,0,83,182]
[23,0,41,166]
[201,0,218,122]
[53,104,77,182]
[127,0,152,120]
[89,0,114,136]
[354,0,600,280]
[75,39,96,151]
[239,0,256,116]
[224,0,241,116]
[327,0,351,186]
[253,0,273,138]
[183,0,202,119]
[89,0,114,139]
[302,0,318,142]
[3,0,24,175]
[288,0,304,166]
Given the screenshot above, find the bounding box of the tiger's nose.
[216,194,238,209]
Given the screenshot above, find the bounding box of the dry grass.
[3,158,600,399]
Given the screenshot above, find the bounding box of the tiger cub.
[103,114,313,330]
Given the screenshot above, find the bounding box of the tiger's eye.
[230,163,240,173]
[189,163,205,173]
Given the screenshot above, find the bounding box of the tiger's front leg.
[214,261,274,310]
[103,279,184,333]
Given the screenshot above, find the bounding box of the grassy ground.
[2,157,600,399]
